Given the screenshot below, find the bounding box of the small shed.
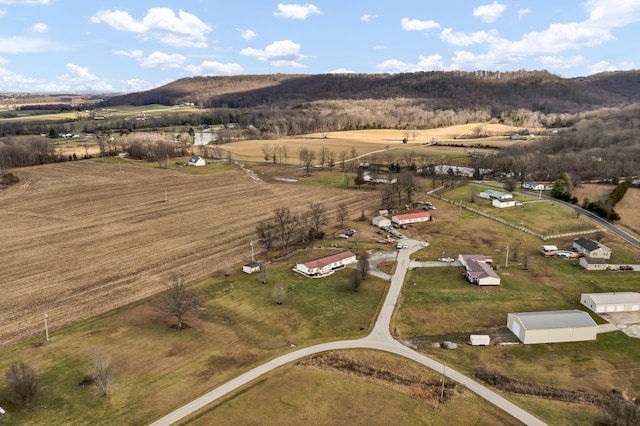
[507,310,597,344]
[581,292,640,313]
[469,335,491,346]
[372,216,391,228]
[242,262,261,274]
[492,199,516,209]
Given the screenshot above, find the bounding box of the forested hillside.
[104,70,640,113]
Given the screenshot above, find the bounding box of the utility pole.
[44,311,49,342]
[440,364,446,401]
[250,240,255,263]
[505,244,509,268]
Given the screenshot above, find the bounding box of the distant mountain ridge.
[104,70,640,113]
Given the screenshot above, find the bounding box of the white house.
[372,216,392,228]
[295,250,357,277]
[481,190,513,201]
[523,182,545,191]
[492,198,516,209]
[188,155,206,166]
[242,262,261,274]
[579,256,608,271]
[573,237,611,259]
[458,254,500,286]
[392,211,431,225]
[580,292,640,313]
[507,310,597,344]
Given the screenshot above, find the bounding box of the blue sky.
[0,0,639,93]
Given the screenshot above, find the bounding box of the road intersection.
[150,239,546,426]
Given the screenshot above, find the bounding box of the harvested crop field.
[0,160,374,347]
[573,183,640,238]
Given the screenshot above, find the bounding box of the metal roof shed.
[507,310,597,344]
[581,292,640,313]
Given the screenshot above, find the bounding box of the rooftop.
[511,310,597,330]
[583,292,640,305]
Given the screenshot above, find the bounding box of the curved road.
[150,239,546,426]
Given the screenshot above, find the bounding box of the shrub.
[5,363,41,407]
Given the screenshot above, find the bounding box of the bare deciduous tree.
[319,146,330,170]
[161,275,201,329]
[273,207,298,250]
[350,269,363,292]
[256,219,278,255]
[300,148,316,176]
[357,251,370,280]
[309,202,327,238]
[5,363,40,406]
[271,283,287,305]
[337,203,348,227]
[90,352,116,398]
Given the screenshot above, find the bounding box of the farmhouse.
[573,237,611,259]
[523,182,545,191]
[391,211,431,226]
[188,155,206,166]
[242,262,261,274]
[580,292,640,313]
[579,256,608,271]
[507,310,597,344]
[458,254,500,286]
[372,216,392,228]
[481,190,513,201]
[294,250,357,277]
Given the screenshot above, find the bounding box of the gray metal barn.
[507,310,597,344]
[581,292,640,313]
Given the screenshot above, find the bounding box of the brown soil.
[0,160,375,348]
[573,184,640,238]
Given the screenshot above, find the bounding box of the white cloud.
[401,18,440,31]
[185,61,243,75]
[0,36,56,53]
[122,79,155,92]
[0,56,7,64]
[0,0,51,4]
[114,49,144,59]
[274,3,320,20]
[241,29,256,40]
[538,55,586,69]
[0,10,7,15]
[241,40,306,67]
[328,68,354,74]
[589,60,618,74]
[374,45,386,50]
[361,14,376,22]
[439,28,499,46]
[91,8,211,48]
[52,63,114,93]
[139,51,185,69]
[473,1,506,23]
[377,54,446,73]
[518,8,531,19]
[584,0,640,27]
[31,22,47,32]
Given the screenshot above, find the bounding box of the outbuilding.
[507,310,597,344]
[188,155,206,166]
[492,198,516,209]
[392,211,431,226]
[242,262,261,274]
[580,292,640,313]
[372,216,392,228]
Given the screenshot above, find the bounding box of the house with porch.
[294,250,357,277]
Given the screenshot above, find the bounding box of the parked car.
[397,242,409,249]
[619,265,634,271]
[339,234,349,239]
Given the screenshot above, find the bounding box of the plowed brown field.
[0,161,374,347]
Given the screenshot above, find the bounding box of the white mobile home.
[507,310,597,344]
[295,250,357,277]
[391,211,431,225]
[580,292,640,313]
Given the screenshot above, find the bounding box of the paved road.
[474,181,640,250]
[150,240,546,426]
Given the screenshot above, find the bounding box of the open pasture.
[0,160,374,347]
